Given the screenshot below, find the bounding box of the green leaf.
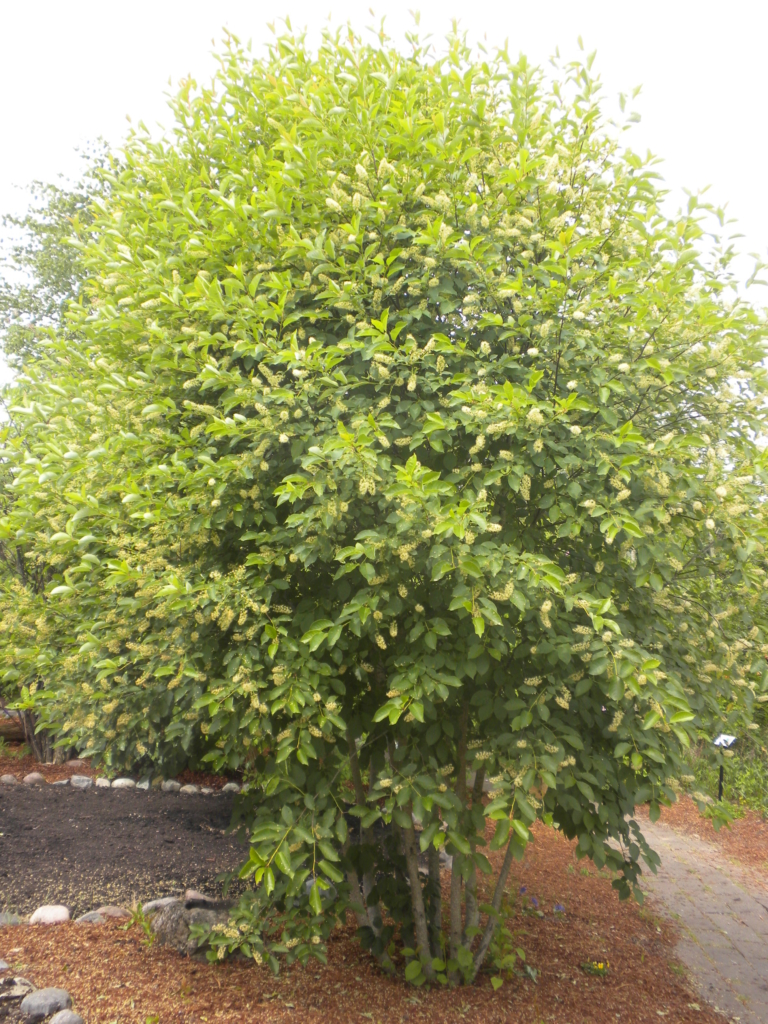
[309,881,322,915]
[404,960,423,982]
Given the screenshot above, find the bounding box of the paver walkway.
[639,818,768,1023]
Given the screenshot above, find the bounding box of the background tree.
[1,26,767,984]
[0,146,107,367]
[0,148,109,759]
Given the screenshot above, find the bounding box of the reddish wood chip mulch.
[1,822,722,1024]
[0,746,236,789]
[637,795,768,880]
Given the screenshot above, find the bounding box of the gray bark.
[448,701,469,982]
[399,814,436,980]
[347,729,384,936]
[471,835,518,981]
[426,843,442,959]
[462,765,486,946]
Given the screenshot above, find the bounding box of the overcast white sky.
[1,0,766,383]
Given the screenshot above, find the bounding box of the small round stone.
[29,904,70,925]
[179,784,199,795]
[161,779,181,793]
[142,896,180,914]
[111,778,136,789]
[95,905,130,919]
[70,775,93,790]
[200,786,214,795]
[50,1012,85,1024]
[20,988,72,1023]
[74,911,106,924]
[23,772,46,786]
[221,782,240,794]
[95,777,111,788]
[184,888,213,903]
[0,773,19,785]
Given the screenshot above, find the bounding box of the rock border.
[1,773,241,796]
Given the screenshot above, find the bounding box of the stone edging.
[0,772,241,796]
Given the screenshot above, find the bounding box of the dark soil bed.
[0,785,246,917]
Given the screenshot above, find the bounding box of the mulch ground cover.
[0,785,246,918]
[1,819,721,1024]
[637,795,768,879]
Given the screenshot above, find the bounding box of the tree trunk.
[462,766,486,946]
[426,843,442,959]
[471,835,518,981]
[346,729,384,937]
[21,711,53,763]
[399,813,436,981]
[448,700,469,983]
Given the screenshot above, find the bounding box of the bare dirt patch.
[0,785,246,918]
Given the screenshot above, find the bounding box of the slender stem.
[346,866,395,974]
[448,700,469,980]
[399,811,436,980]
[345,866,371,930]
[462,766,485,947]
[347,728,366,807]
[427,843,442,960]
[471,836,518,981]
[463,862,478,947]
[347,728,384,936]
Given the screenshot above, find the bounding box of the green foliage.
[686,729,768,818]
[0,146,107,366]
[122,903,156,946]
[1,24,768,985]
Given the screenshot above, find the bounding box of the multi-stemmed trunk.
[346,724,517,985]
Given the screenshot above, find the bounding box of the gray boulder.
[95,777,111,788]
[74,911,106,924]
[142,896,180,915]
[221,782,240,794]
[179,784,199,795]
[111,778,135,789]
[52,780,69,787]
[69,775,92,790]
[19,987,72,1022]
[50,1012,85,1024]
[151,899,231,955]
[136,780,150,791]
[161,779,181,793]
[23,772,46,786]
[0,774,19,785]
[0,975,35,1000]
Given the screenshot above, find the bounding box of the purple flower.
[519,885,527,894]
[554,903,565,913]
[530,896,539,908]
